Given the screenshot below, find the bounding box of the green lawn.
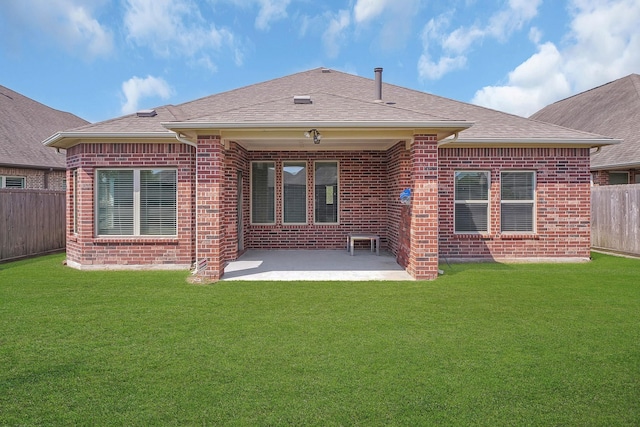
[1,253,639,426]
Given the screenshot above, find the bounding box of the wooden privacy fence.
[591,184,640,256]
[0,189,66,262]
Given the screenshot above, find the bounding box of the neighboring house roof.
[0,84,88,169]
[530,74,640,170]
[44,68,618,150]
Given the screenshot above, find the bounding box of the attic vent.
[321,68,331,73]
[136,109,157,117]
[293,95,312,104]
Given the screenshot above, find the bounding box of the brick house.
[44,68,617,280]
[531,74,640,185]
[0,84,88,190]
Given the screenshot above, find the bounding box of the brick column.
[195,136,225,280]
[408,135,439,280]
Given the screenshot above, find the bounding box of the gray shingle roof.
[530,74,640,169]
[0,85,88,169]
[48,68,614,146]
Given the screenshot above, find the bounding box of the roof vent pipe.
[374,67,383,102]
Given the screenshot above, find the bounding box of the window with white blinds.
[251,162,275,224]
[454,171,489,233]
[314,161,338,224]
[1,176,26,188]
[501,171,535,233]
[96,169,176,236]
[283,162,307,223]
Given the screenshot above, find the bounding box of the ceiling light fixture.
[304,128,322,144]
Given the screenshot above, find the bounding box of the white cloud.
[0,0,113,58]
[121,75,173,115]
[322,10,351,58]
[471,0,640,116]
[353,0,389,23]
[255,0,291,30]
[124,0,241,63]
[472,42,571,116]
[418,0,542,80]
[353,0,421,51]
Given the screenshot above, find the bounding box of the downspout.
[174,133,199,273]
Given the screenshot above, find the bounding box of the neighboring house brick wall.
[0,166,66,190]
[64,143,195,270]
[438,147,591,261]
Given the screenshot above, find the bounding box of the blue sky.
[1,0,639,123]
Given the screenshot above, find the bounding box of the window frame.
[1,176,26,189]
[313,160,339,225]
[454,170,490,234]
[500,170,536,234]
[609,171,629,185]
[282,161,308,225]
[250,161,276,225]
[94,168,178,237]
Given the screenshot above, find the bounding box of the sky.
[1,0,639,124]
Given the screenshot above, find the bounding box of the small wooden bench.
[346,233,380,256]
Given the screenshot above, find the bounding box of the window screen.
[140,170,177,235]
[501,171,535,232]
[315,162,338,223]
[454,171,489,233]
[283,162,307,223]
[97,170,134,235]
[251,162,275,223]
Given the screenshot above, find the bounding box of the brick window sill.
[94,237,180,245]
[453,233,539,240]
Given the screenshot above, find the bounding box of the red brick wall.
[438,147,591,261]
[408,136,440,279]
[385,142,412,265]
[243,150,391,250]
[65,143,195,269]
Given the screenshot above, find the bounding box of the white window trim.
[1,176,26,189]
[94,168,177,237]
[313,160,340,225]
[282,160,308,225]
[250,161,276,225]
[454,170,490,234]
[500,170,536,234]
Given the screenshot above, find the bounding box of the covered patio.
[222,250,414,281]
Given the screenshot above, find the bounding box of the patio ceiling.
[164,121,474,151]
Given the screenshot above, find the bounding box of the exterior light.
[305,129,321,144]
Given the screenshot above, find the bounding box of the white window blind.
[314,162,338,223]
[251,162,275,224]
[140,170,177,235]
[501,171,535,233]
[283,162,307,223]
[454,171,489,233]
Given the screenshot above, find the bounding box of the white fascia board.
[43,132,176,148]
[440,137,622,148]
[161,120,474,131]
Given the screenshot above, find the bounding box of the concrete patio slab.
[221,249,414,281]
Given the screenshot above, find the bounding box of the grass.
[1,253,639,426]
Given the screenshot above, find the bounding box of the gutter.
[173,133,199,273]
[43,131,177,148]
[161,120,474,131]
[438,137,622,148]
